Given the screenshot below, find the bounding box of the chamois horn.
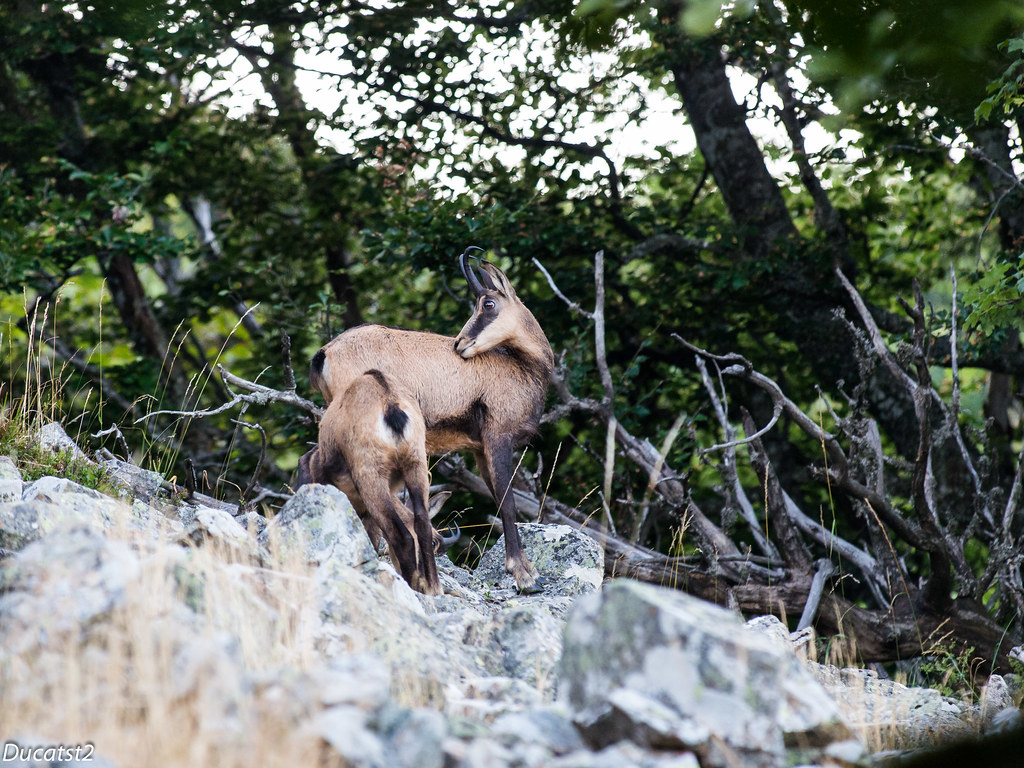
[459,245,486,295]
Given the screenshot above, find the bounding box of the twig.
[92,424,131,459]
[532,258,594,320]
[233,419,267,510]
[281,331,296,391]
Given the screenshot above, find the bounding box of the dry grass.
[0,516,342,767]
[805,608,982,754]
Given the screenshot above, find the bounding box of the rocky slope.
[0,424,1020,767]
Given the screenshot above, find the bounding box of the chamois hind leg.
[477,440,540,593]
[358,480,419,585]
[402,457,441,596]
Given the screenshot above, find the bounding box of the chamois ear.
[478,261,516,298]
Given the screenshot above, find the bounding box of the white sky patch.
[194,15,869,200]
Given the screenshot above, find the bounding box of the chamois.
[308,250,554,592]
[298,449,457,558]
[302,369,442,594]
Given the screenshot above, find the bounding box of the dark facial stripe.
[464,307,496,340]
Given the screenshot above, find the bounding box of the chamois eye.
[483,298,496,311]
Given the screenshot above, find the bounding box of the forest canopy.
[4,0,1024,678]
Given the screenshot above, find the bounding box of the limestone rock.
[0,456,22,502]
[261,483,377,574]
[445,675,545,721]
[808,662,974,750]
[101,456,170,504]
[462,599,568,687]
[491,706,585,756]
[1,477,164,552]
[35,421,88,461]
[980,674,1015,726]
[558,579,854,768]
[475,523,604,598]
[187,504,255,553]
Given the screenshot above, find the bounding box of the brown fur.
[311,259,554,591]
[306,371,441,595]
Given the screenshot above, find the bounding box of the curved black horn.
[460,246,485,295]
[435,522,461,555]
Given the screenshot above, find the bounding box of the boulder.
[0,477,169,552]
[558,579,855,768]
[261,483,377,574]
[101,455,171,505]
[462,599,568,687]
[35,421,89,461]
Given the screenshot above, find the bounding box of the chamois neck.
[508,311,554,381]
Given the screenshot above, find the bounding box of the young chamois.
[307,250,554,593]
[301,369,443,594]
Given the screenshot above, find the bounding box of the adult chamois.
[304,249,554,593]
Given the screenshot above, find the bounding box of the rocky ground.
[1,423,1022,767]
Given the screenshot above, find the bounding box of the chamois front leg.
[479,440,541,593]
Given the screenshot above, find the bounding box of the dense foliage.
[3,0,1024,674]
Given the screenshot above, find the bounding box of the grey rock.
[745,614,791,645]
[463,599,567,688]
[0,456,22,502]
[548,741,700,768]
[35,421,88,461]
[1,478,165,551]
[262,483,377,574]
[100,456,169,504]
[375,705,447,768]
[315,561,469,698]
[1008,643,1024,667]
[559,579,853,768]
[987,706,1022,734]
[475,523,604,597]
[980,675,1016,726]
[573,687,711,751]
[446,675,545,721]
[318,705,387,768]
[317,653,391,710]
[188,504,254,552]
[0,527,148,657]
[491,706,585,755]
[808,662,973,750]
[450,737,516,768]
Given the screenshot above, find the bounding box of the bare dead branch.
[137,365,323,425]
[797,559,836,631]
[92,424,131,459]
[693,354,779,559]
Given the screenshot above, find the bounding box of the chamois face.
[454,260,522,359]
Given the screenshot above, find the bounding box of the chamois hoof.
[516,575,547,595]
